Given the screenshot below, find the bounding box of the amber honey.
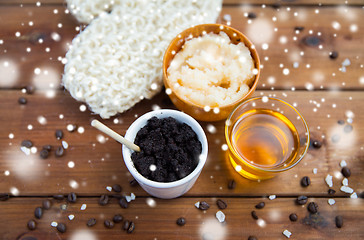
[227,108,300,180]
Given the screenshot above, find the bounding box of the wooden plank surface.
[1,90,363,196]
[0,5,363,90]
[1,197,363,240]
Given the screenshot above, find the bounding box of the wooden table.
[1,0,363,239]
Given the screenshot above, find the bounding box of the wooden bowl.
[163,24,260,122]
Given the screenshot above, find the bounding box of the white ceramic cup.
[122,109,208,199]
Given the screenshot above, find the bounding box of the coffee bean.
[176,217,186,226]
[337,120,345,125]
[42,145,52,151]
[27,219,37,230]
[335,215,343,228]
[0,193,10,201]
[112,184,122,193]
[55,130,64,140]
[25,85,35,94]
[228,179,236,189]
[307,202,318,214]
[341,167,351,178]
[289,213,298,222]
[216,199,227,210]
[255,202,265,209]
[302,36,321,47]
[248,236,258,240]
[312,140,322,149]
[328,189,336,195]
[42,199,51,210]
[359,192,364,199]
[130,179,138,187]
[301,176,311,187]
[98,194,109,206]
[104,219,114,229]
[34,207,43,219]
[272,2,281,9]
[199,201,210,210]
[67,192,77,203]
[18,97,27,105]
[251,211,259,220]
[113,214,123,223]
[119,197,128,209]
[57,223,67,233]
[329,51,339,59]
[87,218,97,227]
[247,12,257,19]
[21,140,33,148]
[55,146,64,157]
[40,149,49,159]
[53,194,64,200]
[294,26,305,32]
[123,220,130,230]
[127,221,135,233]
[296,195,308,205]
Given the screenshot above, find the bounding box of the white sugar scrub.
[167,32,255,108]
[63,0,222,119]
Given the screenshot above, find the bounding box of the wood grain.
[1,90,363,196]
[0,197,363,240]
[0,5,363,90]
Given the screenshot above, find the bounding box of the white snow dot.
[235,165,242,172]
[10,187,19,196]
[34,68,41,75]
[69,180,79,189]
[262,43,269,50]
[77,127,85,134]
[4,170,10,176]
[262,96,269,103]
[146,198,157,208]
[207,124,217,134]
[27,124,33,130]
[9,133,14,139]
[221,144,228,151]
[68,161,75,168]
[15,32,21,37]
[149,164,157,171]
[79,104,87,112]
[283,68,290,75]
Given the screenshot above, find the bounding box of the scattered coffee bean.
[98,194,109,206]
[53,194,64,200]
[248,236,258,240]
[34,207,43,219]
[27,219,37,230]
[255,202,265,209]
[104,219,114,229]
[329,51,339,59]
[247,12,257,19]
[216,199,227,210]
[296,195,308,205]
[55,146,64,157]
[301,176,311,187]
[289,213,298,222]
[21,140,33,148]
[87,218,97,227]
[307,202,318,214]
[55,130,64,140]
[272,2,281,9]
[341,167,351,178]
[39,149,49,159]
[335,215,343,228]
[112,184,122,193]
[18,97,28,105]
[42,199,51,210]
[312,140,322,149]
[337,120,345,125]
[42,145,52,151]
[0,193,10,201]
[127,221,135,233]
[199,201,210,210]
[328,189,336,195]
[129,179,138,187]
[359,192,364,199]
[123,220,130,230]
[251,211,259,220]
[302,36,321,47]
[113,214,123,223]
[119,197,128,209]
[176,217,186,226]
[25,85,35,94]
[294,26,305,32]
[67,192,77,203]
[57,223,67,233]
[228,179,236,189]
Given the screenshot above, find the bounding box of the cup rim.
[163,23,260,110]
[225,96,310,172]
[122,109,208,188]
